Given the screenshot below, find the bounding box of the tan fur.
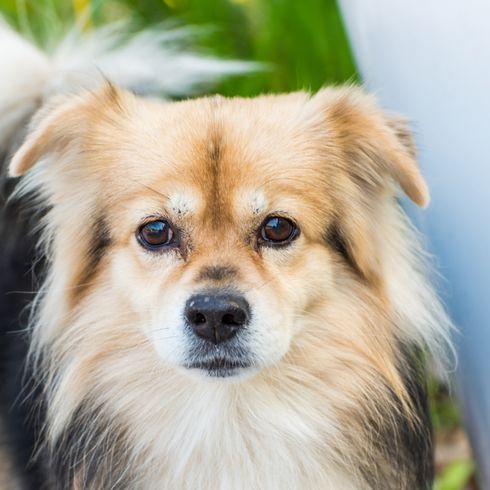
[10,85,452,489]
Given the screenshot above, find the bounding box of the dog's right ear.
[9,84,123,177]
[9,96,86,177]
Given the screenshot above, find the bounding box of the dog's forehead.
[105,94,333,223]
[142,99,320,197]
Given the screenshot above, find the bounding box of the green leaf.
[434,460,475,490]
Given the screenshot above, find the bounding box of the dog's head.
[10,85,431,383]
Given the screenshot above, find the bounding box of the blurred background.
[0,0,478,488]
[0,0,358,94]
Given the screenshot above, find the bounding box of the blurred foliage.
[429,377,476,490]
[429,375,461,432]
[0,0,358,95]
[435,460,475,490]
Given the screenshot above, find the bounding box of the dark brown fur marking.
[205,99,230,229]
[198,265,238,282]
[324,222,360,275]
[70,216,111,303]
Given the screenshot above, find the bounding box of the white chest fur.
[117,376,360,490]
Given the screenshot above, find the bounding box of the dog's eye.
[138,220,176,249]
[260,216,298,245]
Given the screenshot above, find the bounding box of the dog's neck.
[49,366,363,490]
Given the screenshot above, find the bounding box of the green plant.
[434,460,475,490]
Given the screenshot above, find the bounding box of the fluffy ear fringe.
[309,87,432,284]
[315,86,430,208]
[8,95,88,177]
[382,118,430,208]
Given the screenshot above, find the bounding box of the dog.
[0,19,453,490]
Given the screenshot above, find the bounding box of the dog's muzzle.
[184,290,253,377]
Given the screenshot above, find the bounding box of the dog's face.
[104,94,340,379]
[10,86,428,382]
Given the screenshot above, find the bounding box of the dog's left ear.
[314,86,429,208]
[312,87,429,284]
[379,115,429,208]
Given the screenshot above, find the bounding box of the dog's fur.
[0,21,452,490]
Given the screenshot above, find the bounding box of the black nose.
[185,292,250,344]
